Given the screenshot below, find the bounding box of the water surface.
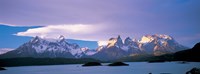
[0,62,199,74]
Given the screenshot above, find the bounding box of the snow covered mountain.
[93,35,139,61]
[93,34,187,61]
[0,34,187,61]
[0,36,96,58]
[138,34,186,55]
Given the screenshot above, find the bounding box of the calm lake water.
[0,62,200,74]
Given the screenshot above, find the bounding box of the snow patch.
[0,48,15,54]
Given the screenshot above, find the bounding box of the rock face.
[82,62,102,66]
[108,62,129,66]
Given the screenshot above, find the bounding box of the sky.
[0,0,200,49]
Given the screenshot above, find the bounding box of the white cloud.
[97,41,108,46]
[15,24,105,40]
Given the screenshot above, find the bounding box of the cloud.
[15,24,106,40]
[97,41,108,46]
[1,0,200,47]
[1,0,199,26]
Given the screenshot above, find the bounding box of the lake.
[0,62,199,74]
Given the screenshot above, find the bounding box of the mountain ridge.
[0,34,188,61]
[0,35,96,59]
[92,34,187,61]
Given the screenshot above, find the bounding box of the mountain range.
[92,34,187,61]
[0,34,187,61]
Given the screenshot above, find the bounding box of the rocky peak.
[57,35,69,46]
[115,35,123,47]
[58,35,65,42]
[139,34,174,43]
[107,35,124,48]
[124,37,132,45]
[107,37,118,48]
[30,36,42,43]
[117,35,122,40]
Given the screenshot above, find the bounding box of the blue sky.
[0,0,200,49]
[0,25,37,48]
[0,24,98,49]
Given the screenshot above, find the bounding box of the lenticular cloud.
[14,24,104,40]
